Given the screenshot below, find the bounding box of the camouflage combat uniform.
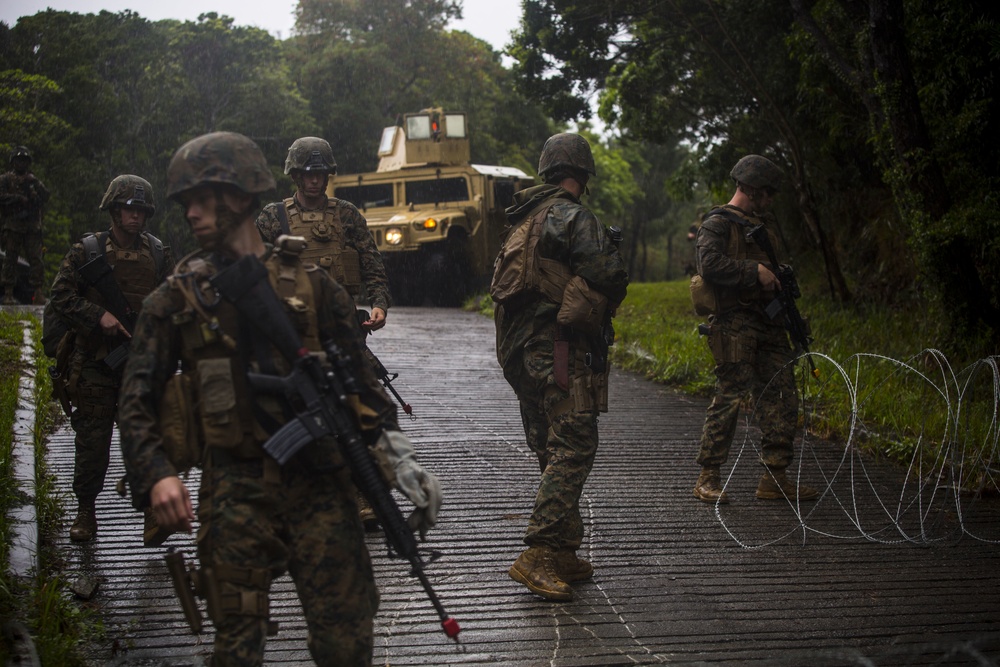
[49,230,174,509]
[119,246,395,666]
[694,205,797,470]
[256,197,391,313]
[495,183,628,551]
[0,156,49,294]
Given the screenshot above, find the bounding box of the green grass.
[0,312,97,665]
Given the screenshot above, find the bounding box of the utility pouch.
[572,370,609,414]
[196,358,241,449]
[557,275,608,336]
[159,372,201,473]
[690,274,718,317]
[708,327,756,364]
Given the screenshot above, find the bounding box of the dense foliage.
[0,3,554,263]
[1,0,997,348]
[510,0,1000,347]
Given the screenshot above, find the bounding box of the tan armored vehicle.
[329,109,535,306]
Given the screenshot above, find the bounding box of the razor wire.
[712,350,1000,548]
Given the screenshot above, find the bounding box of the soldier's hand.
[376,429,442,537]
[99,310,131,338]
[756,263,780,291]
[150,475,194,534]
[362,307,387,332]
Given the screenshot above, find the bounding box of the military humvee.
[329,109,535,306]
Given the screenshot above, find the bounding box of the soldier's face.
[293,169,329,199]
[178,186,225,250]
[115,205,147,235]
[11,157,30,174]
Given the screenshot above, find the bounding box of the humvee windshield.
[335,182,393,209]
[405,177,469,205]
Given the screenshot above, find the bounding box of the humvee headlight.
[417,217,438,231]
[385,227,404,245]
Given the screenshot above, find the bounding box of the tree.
[287,0,551,174]
[790,0,1000,337]
[511,0,852,302]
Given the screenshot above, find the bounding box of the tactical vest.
[75,231,164,355]
[80,231,163,312]
[490,200,572,305]
[690,206,778,316]
[279,198,362,296]
[166,249,324,458]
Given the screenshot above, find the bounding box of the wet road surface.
[43,306,1000,666]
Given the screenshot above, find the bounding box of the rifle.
[209,253,459,642]
[77,243,136,371]
[356,309,413,417]
[745,223,819,379]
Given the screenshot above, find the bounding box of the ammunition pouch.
[557,275,608,336]
[196,358,243,450]
[573,371,609,413]
[549,338,610,416]
[159,373,201,473]
[707,325,757,364]
[202,563,278,635]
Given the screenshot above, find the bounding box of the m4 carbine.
[356,309,413,417]
[745,223,819,379]
[210,253,459,642]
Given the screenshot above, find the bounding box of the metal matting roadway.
[43,306,1000,666]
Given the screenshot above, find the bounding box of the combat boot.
[756,469,819,501]
[509,546,573,601]
[693,465,729,503]
[553,548,593,582]
[69,503,97,542]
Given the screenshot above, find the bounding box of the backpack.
[490,201,567,305]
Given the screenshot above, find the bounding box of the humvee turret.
[329,109,535,306]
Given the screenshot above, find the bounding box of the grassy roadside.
[0,311,97,665]
[473,279,998,489]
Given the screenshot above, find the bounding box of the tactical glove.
[375,429,442,537]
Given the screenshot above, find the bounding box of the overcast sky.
[0,0,523,51]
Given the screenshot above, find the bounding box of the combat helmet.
[537,133,597,181]
[284,136,337,175]
[100,175,156,217]
[9,146,31,166]
[166,131,275,201]
[730,155,783,192]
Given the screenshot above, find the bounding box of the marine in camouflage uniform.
[494,133,628,601]
[257,136,393,529]
[48,175,174,541]
[255,136,391,327]
[118,132,440,666]
[691,155,818,504]
[0,146,50,304]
